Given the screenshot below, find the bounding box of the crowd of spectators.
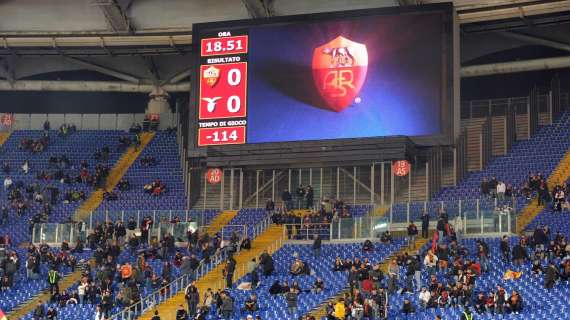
[140,156,157,167]
[57,124,77,138]
[118,136,132,150]
[280,185,315,211]
[19,134,49,153]
[29,214,245,320]
[481,173,569,212]
[117,179,130,192]
[0,127,119,239]
[144,179,167,197]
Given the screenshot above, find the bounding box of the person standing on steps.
[185,281,200,317]
[407,221,418,248]
[421,210,430,239]
[312,234,321,257]
[47,266,60,298]
[224,256,236,289]
[134,132,141,151]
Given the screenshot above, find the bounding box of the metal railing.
[32,222,87,245]
[376,197,520,227]
[461,92,570,120]
[281,199,517,241]
[282,216,389,241]
[128,222,246,246]
[109,212,277,320]
[85,209,216,229]
[110,244,228,320]
[197,224,247,240]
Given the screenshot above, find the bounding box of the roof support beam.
[91,0,134,34]
[241,0,274,18]
[141,56,160,83]
[461,55,570,77]
[64,56,141,83]
[0,59,15,84]
[160,67,191,86]
[500,31,570,52]
[457,0,570,24]
[0,80,189,92]
[397,0,422,5]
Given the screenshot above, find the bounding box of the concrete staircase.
[138,225,285,320]
[200,210,238,235]
[394,167,428,203]
[517,149,570,233]
[0,131,11,146]
[8,132,155,318]
[73,132,155,221]
[8,259,94,319]
[192,171,236,210]
[307,238,428,319]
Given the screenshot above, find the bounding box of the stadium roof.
[0,0,569,35]
[0,0,568,90]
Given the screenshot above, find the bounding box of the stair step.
[138,225,284,319]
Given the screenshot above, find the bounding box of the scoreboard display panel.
[193,4,453,147]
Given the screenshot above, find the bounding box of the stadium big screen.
[192,4,453,147]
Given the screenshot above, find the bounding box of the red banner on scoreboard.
[198,126,246,146]
[199,62,248,120]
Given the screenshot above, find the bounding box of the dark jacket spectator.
[402,299,415,314]
[259,251,274,276]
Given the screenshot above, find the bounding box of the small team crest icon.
[312,36,368,112]
[203,66,220,87]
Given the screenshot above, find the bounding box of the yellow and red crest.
[202,65,220,87]
[312,36,368,112]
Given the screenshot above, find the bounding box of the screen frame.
[190,3,454,150]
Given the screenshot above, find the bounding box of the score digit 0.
[228,68,241,86]
[226,68,242,113]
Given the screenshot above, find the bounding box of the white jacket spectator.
[496,181,506,200]
[453,216,463,233]
[3,177,12,191]
[419,288,431,306]
[78,282,87,296]
[22,161,29,174]
[496,182,506,194]
[424,252,438,268]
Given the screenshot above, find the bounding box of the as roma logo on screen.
[203,66,220,87]
[312,36,368,112]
